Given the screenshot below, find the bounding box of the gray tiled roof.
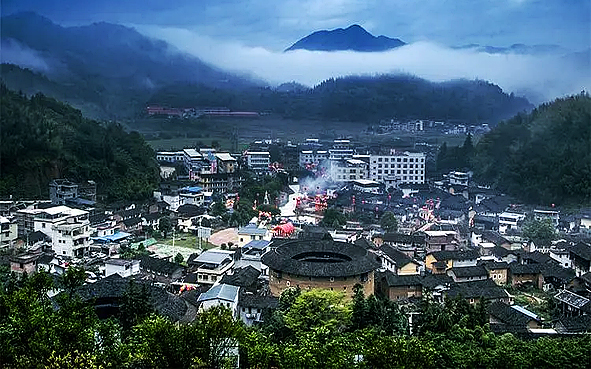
[446,279,509,300]
[449,265,488,278]
[488,301,537,326]
[197,284,239,303]
[380,244,416,267]
[429,249,479,261]
[194,250,234,265]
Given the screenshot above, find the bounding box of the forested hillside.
[149,75,532,123]
[472,93,591,205]
[0,84,159,201]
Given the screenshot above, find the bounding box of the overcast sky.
[4,0,591,51]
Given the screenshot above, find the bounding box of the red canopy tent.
[273,222,295,237]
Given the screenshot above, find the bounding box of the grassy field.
[132,115,474,151]
[157,233,217,250]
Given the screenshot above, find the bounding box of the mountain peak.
[285,25,405,52]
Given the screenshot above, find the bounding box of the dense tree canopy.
[0,84,160,201]
[1,272,591,369]
[472,93,591,206]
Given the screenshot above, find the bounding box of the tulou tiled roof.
[261,238,381,278]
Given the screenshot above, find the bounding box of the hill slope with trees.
[0,84,159,201]
[467,93,590,205]
[148,75,532,124]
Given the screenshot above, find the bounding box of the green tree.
[59,266,87,296]
[380,211,399,232]
[174,253,184,264]
[210,201,227,217]
[321,208,347,228]
[119,279,154,335]
[522,218,557,248]
[284,289,351,336]
[159,216,173,238]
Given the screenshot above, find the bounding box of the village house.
[445,279,512,305]
[488,301,542,333]
[197,283,240,317]
[10,253,40,275]
[136,255,185,282]
[237,292,279,327]
[378,272,423,301]
[569,241,591,276]
[376,244,420,275]
[554,289,591,317]
[188,249,235,285]
[105,258,140,278]
[447,265,489,283]
[0,216,18,249]
[479,261,510,285]
[422,230,459,253]
[425,249,479,274]
[237,223,269,247]
[509,263,545,289]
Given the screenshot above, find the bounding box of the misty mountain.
[0,12,258,118]
[285,24,406,52]
[454,43,566,55]
[148,75,532,124]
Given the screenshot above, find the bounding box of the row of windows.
[374,169,424,175]
[376,176,424,182]
[374,157,424,163]
[374,163,424,169]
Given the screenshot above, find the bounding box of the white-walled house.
[0,216,18,249]
[33,206,92,258]
[105,258,140,278]
[197,283,240,317]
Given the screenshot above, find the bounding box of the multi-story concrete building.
[498,211,526,234]
[369,151,426,188]
[534,208,560,228]
[33,206,92,258]
[299,150,329,168]
[156,151,184,163]
[0,216,18,249]
[183,148,203,172]
[329,140,354,161]
[449,171,469,186]
[245,151,270,173]
[49,179,78,205]
[215,153,238,174]
[332,159,368,182]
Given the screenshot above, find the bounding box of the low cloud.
[1,38,50,72]
[139,25,590,104]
